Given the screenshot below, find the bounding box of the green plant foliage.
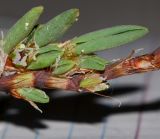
[34,9,79,47]
[4,6,43,53]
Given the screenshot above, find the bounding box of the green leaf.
[24,24,42,45]
[78,55,109,70]
[73,25,149,54]
[53,59,75,75]
[4,6,44,54]
[17,87,49,103]
[37,43,61,54]
[73,25,149,43]
[27,50,63,70]
[80,76,102,88]
[34,9,79,47]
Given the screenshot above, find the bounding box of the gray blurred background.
[0,0,160,139]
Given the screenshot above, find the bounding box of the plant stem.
[0,47,160,93]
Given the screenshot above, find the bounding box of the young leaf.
[34,9,79,47]
[78,55,109,70]
[53,59,75,75]
[37,43,61,54]
[11,87,49,112]
[80,76,102,89]
[79,74,110,92]
[27,50,63,70]
[72,25,149,54]
[4,6,44,54]
[16,87,49,103]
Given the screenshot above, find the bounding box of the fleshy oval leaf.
[37,43,61,54]
[53,59,75,75]
[4,6,44,54]
[78,55,109,70]
[17,87,49,103]
[34,9,79,47]
[27,50,63,70]
[73,25,149,54]
[73,25,148,44]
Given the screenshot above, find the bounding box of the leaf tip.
[32,6,44,13]
[74,8,80,17]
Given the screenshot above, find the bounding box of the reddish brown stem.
[103,47,160,80]
[0,47,160,92]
